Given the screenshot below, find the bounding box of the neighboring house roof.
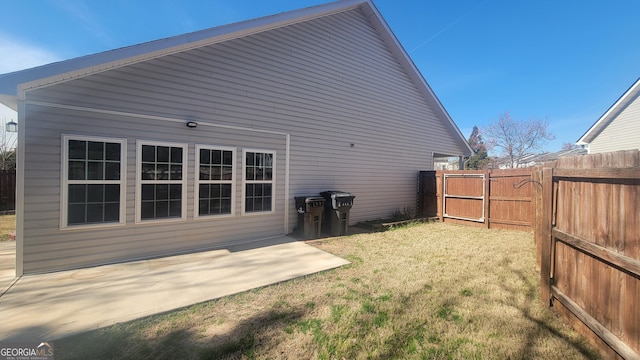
[494,147,587,168]
[577,77,640,146]
[0,0,472,155]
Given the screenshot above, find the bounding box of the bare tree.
[483,111,554,168]
[561,142,578,151]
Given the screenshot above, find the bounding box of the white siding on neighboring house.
[4,2,470,274]
[578,77,640,154]
[588,93,640,153]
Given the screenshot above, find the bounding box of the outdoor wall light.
[186,121,198,128]
[6,120,17,133]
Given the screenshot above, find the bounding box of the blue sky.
[1,0,639,153]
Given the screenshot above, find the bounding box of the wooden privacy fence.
[537,150,640,359]
[418,169,534,231]
[0,170,15,212]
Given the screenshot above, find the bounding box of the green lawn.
[55,222,600,359]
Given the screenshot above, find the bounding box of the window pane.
[264,184,272,196]
[263,153,273,167]
[245,198,253,212]
[221,198,232,214]
[246,184,254,197]
[104,203,120,222]
[199,184,209,199]
[141,202,155,219]
[157,146,170,162]
[211,184,221,198]
[141,184,155,201]
[221,184,232,198]
[169,200,181,217]
[142,145,155,162]
[212,150,221,165]
[200,149,210,165]
[88,141,104,160]
[210,198,221,214]
[86,204,103,223]
[87,161,104,180]
[105,143,120,161]
[69,184,86,203]
[253,198,263,211]
[156,164,168,180]
[142,163,155,180]
[105,185,120,202]
[246,152,255,166]
[170,165,182,180]
[105,162,120,180]
[170,184,181,200]
[171,147,182,164]
[222,166,233,180]
[69,140,86,159]
[155,201,169,218]
[211,166,221,181]
[69,161,86,180]
[156,184,169,200]
[87,184,104,203]
[68,204,86,224]
[264,167,273,181]
[246,167,255,181]
[263,197,272,211]
[255,167,264,181]
[199,200,209,215]
[199,166,210,181]
[223,151,233,166]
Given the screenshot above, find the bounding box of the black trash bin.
[321,191,355,236]
[295,196,326,239]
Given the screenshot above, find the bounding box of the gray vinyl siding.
[589,94,640,154]
[22,8,466,273]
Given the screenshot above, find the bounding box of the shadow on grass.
[54,299,309,360]
[502,266,601,360]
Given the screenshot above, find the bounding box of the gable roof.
[0,0,472,155]
[577,77,640,145]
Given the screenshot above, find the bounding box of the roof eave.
[577,77,640,144]
[0,0,366,104]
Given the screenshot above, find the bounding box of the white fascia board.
[577,77,640,145]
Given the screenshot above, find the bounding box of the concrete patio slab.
[0,236,349,341]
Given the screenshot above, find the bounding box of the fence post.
[484,170,491,229]
[540,167,554,306]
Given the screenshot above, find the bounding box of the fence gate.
[538,155,640,359]
[442,173,485,222]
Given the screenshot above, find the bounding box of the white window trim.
[135,140,187,224]
[194,144,236,219]
[60,134,127,230]
[242,148,276,215]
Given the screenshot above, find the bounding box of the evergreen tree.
[466,126,490,169]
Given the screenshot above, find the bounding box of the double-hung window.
[137,141,187,222]
[196,145,235,217]
[243,149,275,213]
[61,135,126,228]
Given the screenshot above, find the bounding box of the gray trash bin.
[295,196,325,239]
[321,191,355,236]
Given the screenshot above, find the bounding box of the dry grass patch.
[54,223,600,359]
[0,214,15,241]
